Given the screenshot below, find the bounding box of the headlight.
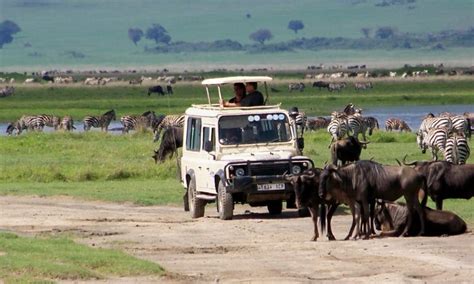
[235,168,245,176]
[292,165,302,174]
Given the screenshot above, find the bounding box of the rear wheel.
[188,177,205,218]
[267,200,283,215]
[217,180,233,220]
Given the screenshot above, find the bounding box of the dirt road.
[1,196,472,283]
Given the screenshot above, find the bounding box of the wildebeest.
[284,168,341,241]
[331,136,368,166]
[166,85,173,95]
[312,81,329,90]
[402,157,474,210]
[319,161,426,239]
[375,201,467,237]
[152,127,184,163]
[305,117,330,131]
[148,85,165,96]
[42,75,54,82]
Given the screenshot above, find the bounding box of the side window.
[186,117,201,151]
[202,127,216,151]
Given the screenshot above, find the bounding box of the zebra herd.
[416,113,471,164]
[6,109,186,143]
[287,81,373,93]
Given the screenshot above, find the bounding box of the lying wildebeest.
[319,161,426,239]
[148,85,165,96]
[375,201,467,237]
[331,136,369,166]
[402,156,474,210]
[285,168,342,241]
[152,127,183,163]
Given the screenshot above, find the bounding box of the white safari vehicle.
[181,76,313,219]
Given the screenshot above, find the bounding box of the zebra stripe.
[327,117,348,146]
[445,134,470,165]
[363,116,379,135]
[83,109,116,132]
[121,111,157,133]
[347,115,367,141]
[419,115,452,134]
[17,115,45,134]
[153,114,185,142]
[385,118,411,132]
[418,128,448,161]
[37,114,60,129]
[60,115,75,131]
[450,115,471,138]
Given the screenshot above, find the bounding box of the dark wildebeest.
[42,75,54,82]
[312,81,329,90]
[402,157,474,210]
[148,85,165,96]
[319,161,426,239]
[375,201,467,237]
[166,85,173,95]
[152,127,183,163]
[330,136,368,166]
[284,168,342,241]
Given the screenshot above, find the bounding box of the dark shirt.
[240,91,264,106]
[229,95,245,104]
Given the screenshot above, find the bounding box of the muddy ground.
[0,196,473,283]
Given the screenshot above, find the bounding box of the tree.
[375,26,397,39]
[288,20,304,34]
[128,28,143,45]
[361,27,371,38]
[0,20,21,48]
[249,29,273,45]
[146,24,171,45]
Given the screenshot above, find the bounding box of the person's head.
[233,83,246,98]
[245,82,257,93]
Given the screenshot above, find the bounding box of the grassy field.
[0,232,164,283]
[1,79,474,122]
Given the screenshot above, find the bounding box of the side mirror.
[204,141,214,152]
[297,137,304,150]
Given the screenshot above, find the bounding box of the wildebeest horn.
[395,159,402,166]
[369,157,375,161]
[359,141,370,144]
[402,154,417,166]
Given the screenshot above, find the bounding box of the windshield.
[218,113,292,145]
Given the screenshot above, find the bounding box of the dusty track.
[0,196,472,283]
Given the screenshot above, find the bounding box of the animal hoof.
[310,237,318,242]
[328,236,336,241]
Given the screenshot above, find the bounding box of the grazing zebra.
[363,116,379,135]
[59,115,75,131]
[306,117,330,131]
[354,82,373,91]
[153,114,185,142]
[347,115,368,143]
[445,134,470,165]
[385,118,411,132]
[83,109,116,132]
[6,122,19,135]
[417,128,448,161]
[17,115,45,134]
[419,113,452,135]
[0,86,15,98]
[36,114,60,130]
[449,115,471,139]
[120,111,156,133]
[327,117,349,147]
[288,82,305,92]
[328,82,346,92]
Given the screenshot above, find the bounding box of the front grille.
[249,163,290,176]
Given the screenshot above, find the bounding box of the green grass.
[0,232,163,283]
[1,79,474,122]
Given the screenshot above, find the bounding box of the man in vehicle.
[222,83,246,107]
[240,82,264,106]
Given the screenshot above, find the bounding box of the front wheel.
[188,177,206,218]
[217,180,233,220]
[267,200,283,215]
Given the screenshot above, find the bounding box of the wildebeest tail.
[319,203,326,236]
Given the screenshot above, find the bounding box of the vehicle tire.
[183,191,190,212]
[267,200,283,215]
[217,180,233,220]
[188,177,205,218]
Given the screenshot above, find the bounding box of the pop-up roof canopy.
[201,76,273,85]
[201,76,273,106]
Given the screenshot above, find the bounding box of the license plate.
[257,183,285,191]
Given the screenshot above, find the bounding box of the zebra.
[417,128,449,161]
[59,115,75,131]
[288,82,305,92]
[0,86,15,98]
[153,114,185,142]
[354,82,373,91]
[347,115,368,143]
[385,118,411,132]
[120,111,156,133]
[36,114,60,130]
[363,116,379,135]
[83,109,116,132]
[419,113,452,134]
[328,82,346,92]
[16,115,45,134]
[445,134,470,165]
[327,117,349,147]
[449,115,471,139]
